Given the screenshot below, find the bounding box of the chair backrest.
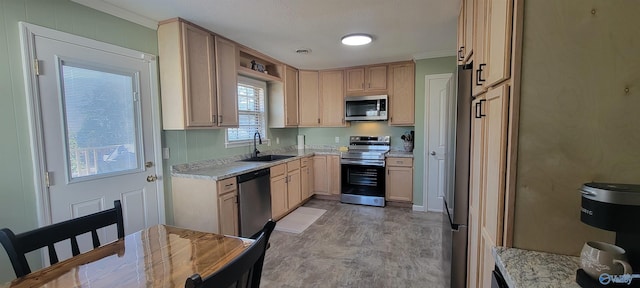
[0,200,124,278]
[185,220,276,288]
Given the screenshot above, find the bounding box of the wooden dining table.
[1,225,254,288]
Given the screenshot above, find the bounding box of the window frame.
[225,76,270,148]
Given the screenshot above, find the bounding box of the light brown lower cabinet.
[270,159,303,220]
[313,155,340,195]
[385,157,413,202]
[171,176,238,236]
[301,156,314,200]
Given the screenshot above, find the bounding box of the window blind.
[227,82,266,142]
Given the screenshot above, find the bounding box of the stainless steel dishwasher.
[237,168,272,237]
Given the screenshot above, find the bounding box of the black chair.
[0,200,124,278]
[185,220,276,288]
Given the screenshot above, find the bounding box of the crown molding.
[71,0,158,30]
[412,49,457,60]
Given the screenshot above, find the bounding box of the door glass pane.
[61,62,141,180]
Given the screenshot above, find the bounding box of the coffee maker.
[580,182,640,272]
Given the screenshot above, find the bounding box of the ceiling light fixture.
[341,34,372,46]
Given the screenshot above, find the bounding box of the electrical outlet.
[162,147,170,159]
[276,137,280,144]
[335,136,340,143]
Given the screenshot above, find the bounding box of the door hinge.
[34,59,41,76]
[44,171,50,188]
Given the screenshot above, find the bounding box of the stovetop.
[341,136,390,160]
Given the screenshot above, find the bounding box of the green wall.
[0,0,157,282]
[162,127,298,224]
[412,57,457,208]
[298,122,412,150]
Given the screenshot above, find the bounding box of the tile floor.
[261,199,449,288]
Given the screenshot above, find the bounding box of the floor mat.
[274,206,327,234]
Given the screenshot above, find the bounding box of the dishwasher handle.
[237,168,270,183]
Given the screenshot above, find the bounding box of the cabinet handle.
[317,118,320,124]
[458,47,464,60]
[478,64,486,83]
[475,102,481,119]
[479,99,486,117]
[476,69,482,86]
[212,114,217,124]
[368,83,371,88]
[225,183,234,187]
[219,115,223,124]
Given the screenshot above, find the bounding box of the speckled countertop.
[171,148,339,181]
[172,146,414,181]
[387,150,414,158]
[493,246,581,288]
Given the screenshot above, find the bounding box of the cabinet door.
[464,0,475,61]
[472,0,488,97]
[345,68,365,93]
[298,70,320,127]
[270,175,288,219]
[301,165,309,200]
[385,166,413,202]
[285,66,299,126]
[328,155,341,195]
[389,63,415,126]
[457,3,465,64]
[287,169,301,209]
[218,191,238,236]
[467,95,485,288]
[214,36,239,127]
[367,65,388,91]
[479,84,509,285]
[182,23,217,127]
[319,70,345,127]
[485,0,513,87]
[313,155,329,195]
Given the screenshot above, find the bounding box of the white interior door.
[425,74,454,212]
[21,23,164,262]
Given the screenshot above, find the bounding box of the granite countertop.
[171,148,339,181]
[493,246,581,288]
[387,150,414,158]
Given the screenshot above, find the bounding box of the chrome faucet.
[253,131,262,158]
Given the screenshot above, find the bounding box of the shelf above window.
[238,47,284,83]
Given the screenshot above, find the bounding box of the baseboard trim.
[412,205,426,212]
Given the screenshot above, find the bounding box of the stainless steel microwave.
[344,95,388,121]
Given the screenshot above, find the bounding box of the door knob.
[146,175,158,182]
[430,151,436,156]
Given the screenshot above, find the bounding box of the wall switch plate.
[162,147,170,159]
[335,136,340,143]
[276,137,280,144]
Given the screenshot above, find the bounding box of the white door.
[425,74,454,212]
[22,24,163,261]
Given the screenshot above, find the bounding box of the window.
[226,76,268,147]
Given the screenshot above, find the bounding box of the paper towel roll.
[297,135,305,150]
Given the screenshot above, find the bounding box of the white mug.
[580,241,633,279]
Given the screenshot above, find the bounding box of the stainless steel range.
[340,136,390,207]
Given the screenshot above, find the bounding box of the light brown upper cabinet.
[388,62,415,126]
[458,0,476,64]
[319,70,346,127]
[476,0,514,88]
[298,70,320,127]
[472,0,488,97]
[464,0,475,62]
[158,19,238,129]
[269,65,299,128]
[345,65,387,94]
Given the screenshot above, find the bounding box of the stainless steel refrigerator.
[442,63,472,288]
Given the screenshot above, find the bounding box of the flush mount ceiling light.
[341,34,372,46]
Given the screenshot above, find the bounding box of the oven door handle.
[340,159,385,167]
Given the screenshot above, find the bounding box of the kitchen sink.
[240,155,295,162]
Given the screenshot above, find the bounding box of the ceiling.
[74,0,460,70]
